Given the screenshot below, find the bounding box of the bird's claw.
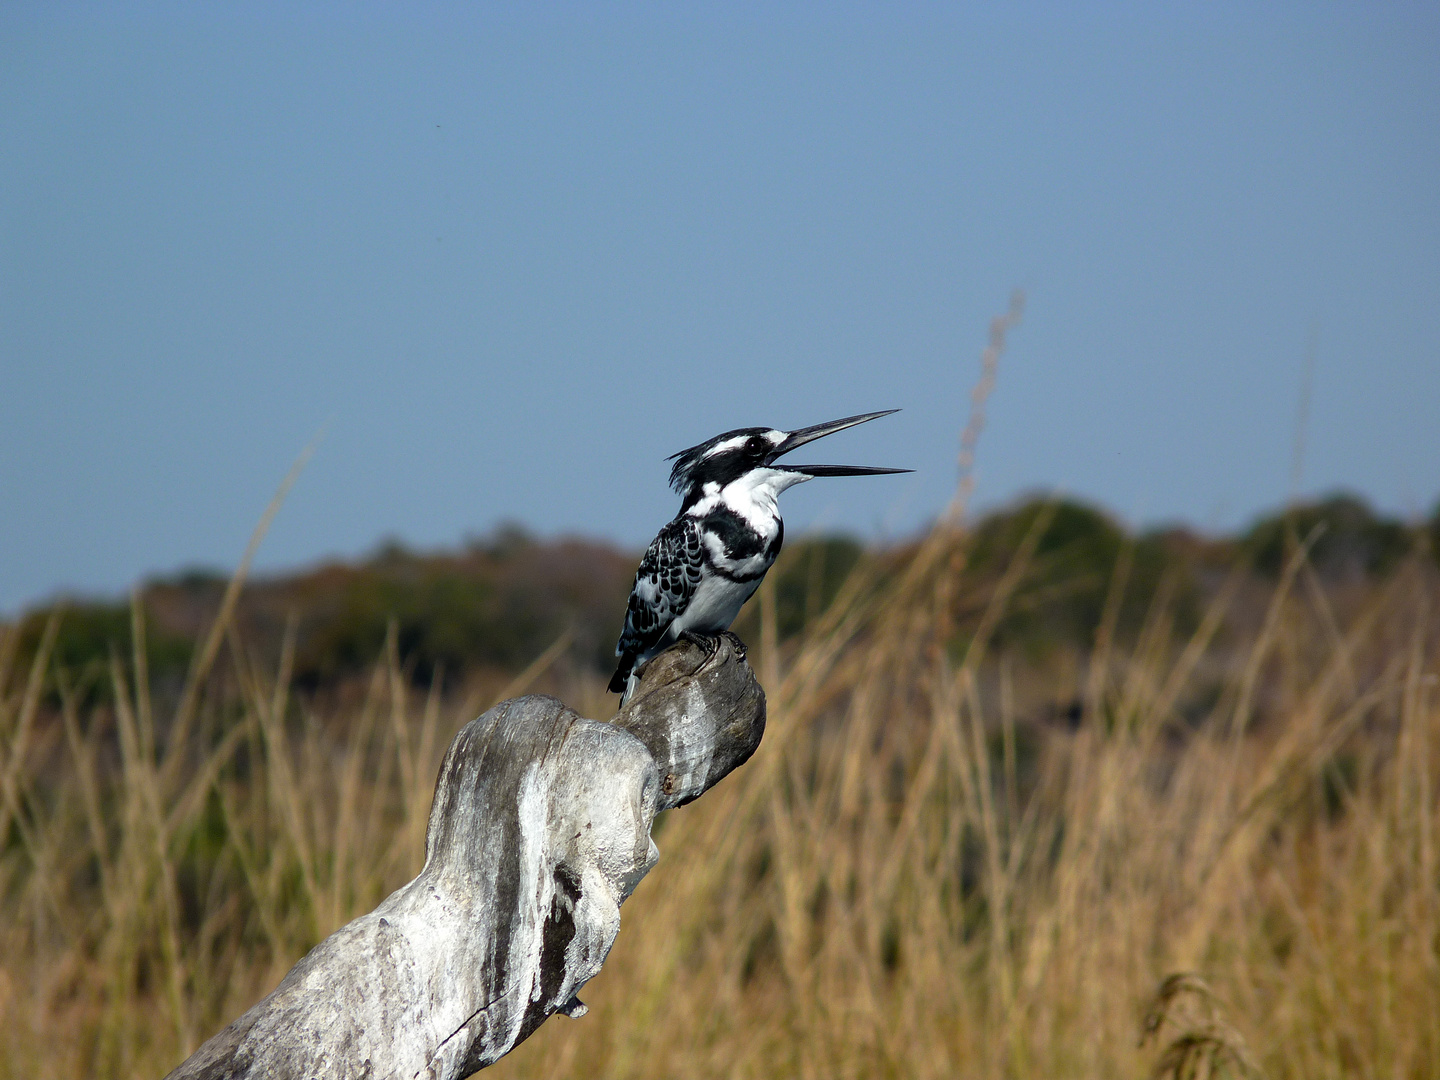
[721,630,746,661]
[678,630,722,662]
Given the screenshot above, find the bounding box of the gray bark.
[166,633,763,1080]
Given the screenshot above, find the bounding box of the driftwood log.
[167,634,763,1080]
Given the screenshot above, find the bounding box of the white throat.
[689,468,809,530]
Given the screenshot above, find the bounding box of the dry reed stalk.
[949,288,1026,526]
[160,437,316,791]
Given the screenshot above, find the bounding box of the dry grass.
[2,509,1438,1077]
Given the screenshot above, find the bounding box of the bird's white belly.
[668,574,759,640]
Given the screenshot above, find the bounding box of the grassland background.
[2,485,1438,1078]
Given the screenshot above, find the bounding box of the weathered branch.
[166,633,763,1080]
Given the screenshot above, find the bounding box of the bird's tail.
[616,672,640,708]
[608,655,634,697]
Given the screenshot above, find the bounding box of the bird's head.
[667,410,910,508]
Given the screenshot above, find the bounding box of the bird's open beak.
[770,410,911,477]
[786,463,912,477]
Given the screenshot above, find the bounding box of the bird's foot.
[678,629,723,662]
[720,630,746,661]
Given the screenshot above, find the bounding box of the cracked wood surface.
[165,633,763,1080]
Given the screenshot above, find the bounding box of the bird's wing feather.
[616,516,705,661]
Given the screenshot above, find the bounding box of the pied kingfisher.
[610,410,908,701]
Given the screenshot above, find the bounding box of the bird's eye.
[747,437,767,455]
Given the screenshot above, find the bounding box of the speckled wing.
[610,516,704,692]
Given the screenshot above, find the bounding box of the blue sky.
[3,4,1438,614]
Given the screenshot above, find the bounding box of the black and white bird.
[610,410,908,701]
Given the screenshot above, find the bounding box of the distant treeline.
[9,493,1439,695]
